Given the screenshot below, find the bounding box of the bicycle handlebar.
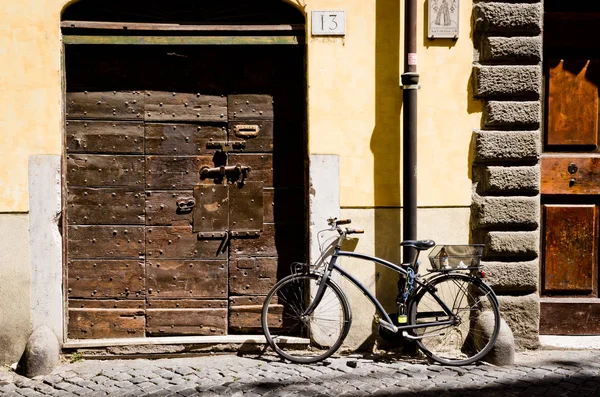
[327,217,352,226]
[327,217,364,237]
[345,228,364,235]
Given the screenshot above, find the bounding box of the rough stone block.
[483,101,540,128]
[482,165,540,194]
[481,36,542,63]
[474,130,540,163]
[474,3,542,34]
[485,231,539,258]
[16,326,60,378]
[481,260,539,292]
[496,294,540,350]
[474,65,541,98]
[475,312,515,366]
[472,195,539,228]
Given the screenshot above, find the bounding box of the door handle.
[234,124,260,138]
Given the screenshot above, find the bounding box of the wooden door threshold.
[64,334,308,349]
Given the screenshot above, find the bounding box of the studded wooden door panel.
[225,95,304,332]
[66,91,229,338]
[66,91,304,339]
[142,93,229,337]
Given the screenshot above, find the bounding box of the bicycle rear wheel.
[408,273,500,366]
[261,273,352,364]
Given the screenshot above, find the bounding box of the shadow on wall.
[370,0,402,331]
[368,0,484,348]
[468,3,483,244]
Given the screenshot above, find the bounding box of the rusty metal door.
[65,91,303,339]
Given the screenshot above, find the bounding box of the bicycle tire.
[261,273,352,364]
[408,273,500,366]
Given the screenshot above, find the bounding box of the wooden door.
[541,14,600,333]
[65,91,224,338]
[64,45,306,339]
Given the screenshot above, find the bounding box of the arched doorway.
[61,0,307,341]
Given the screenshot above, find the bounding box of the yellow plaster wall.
[415,0,482,207]
[0,0,479,211]
[306,0,481,207]
[0,1,64,211]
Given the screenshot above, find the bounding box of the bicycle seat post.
[400,239,435,270]
[411,249,421,270]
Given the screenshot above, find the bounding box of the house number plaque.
[312,11,346,36]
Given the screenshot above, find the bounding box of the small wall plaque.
[428,0,459,39]
[312,11,346,36]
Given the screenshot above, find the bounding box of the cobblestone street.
[1,350,599,396]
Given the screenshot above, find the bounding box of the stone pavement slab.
[1,350,598,396]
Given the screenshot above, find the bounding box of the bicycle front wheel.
[261,273,352,364]
[408,273,500,366]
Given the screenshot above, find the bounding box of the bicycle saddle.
[400,240,435,250]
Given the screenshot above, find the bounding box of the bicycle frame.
[304,245,458,334]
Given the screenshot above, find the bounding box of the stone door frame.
[29,0,310,347]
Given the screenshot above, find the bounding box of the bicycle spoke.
[410,274,500,365]
[262,274,351,364]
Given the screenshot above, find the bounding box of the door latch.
[218,231,232,254]
[200,164,251,183]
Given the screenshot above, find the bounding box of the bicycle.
[261,217,500,366]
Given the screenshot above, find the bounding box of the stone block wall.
[471,0,543,349]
